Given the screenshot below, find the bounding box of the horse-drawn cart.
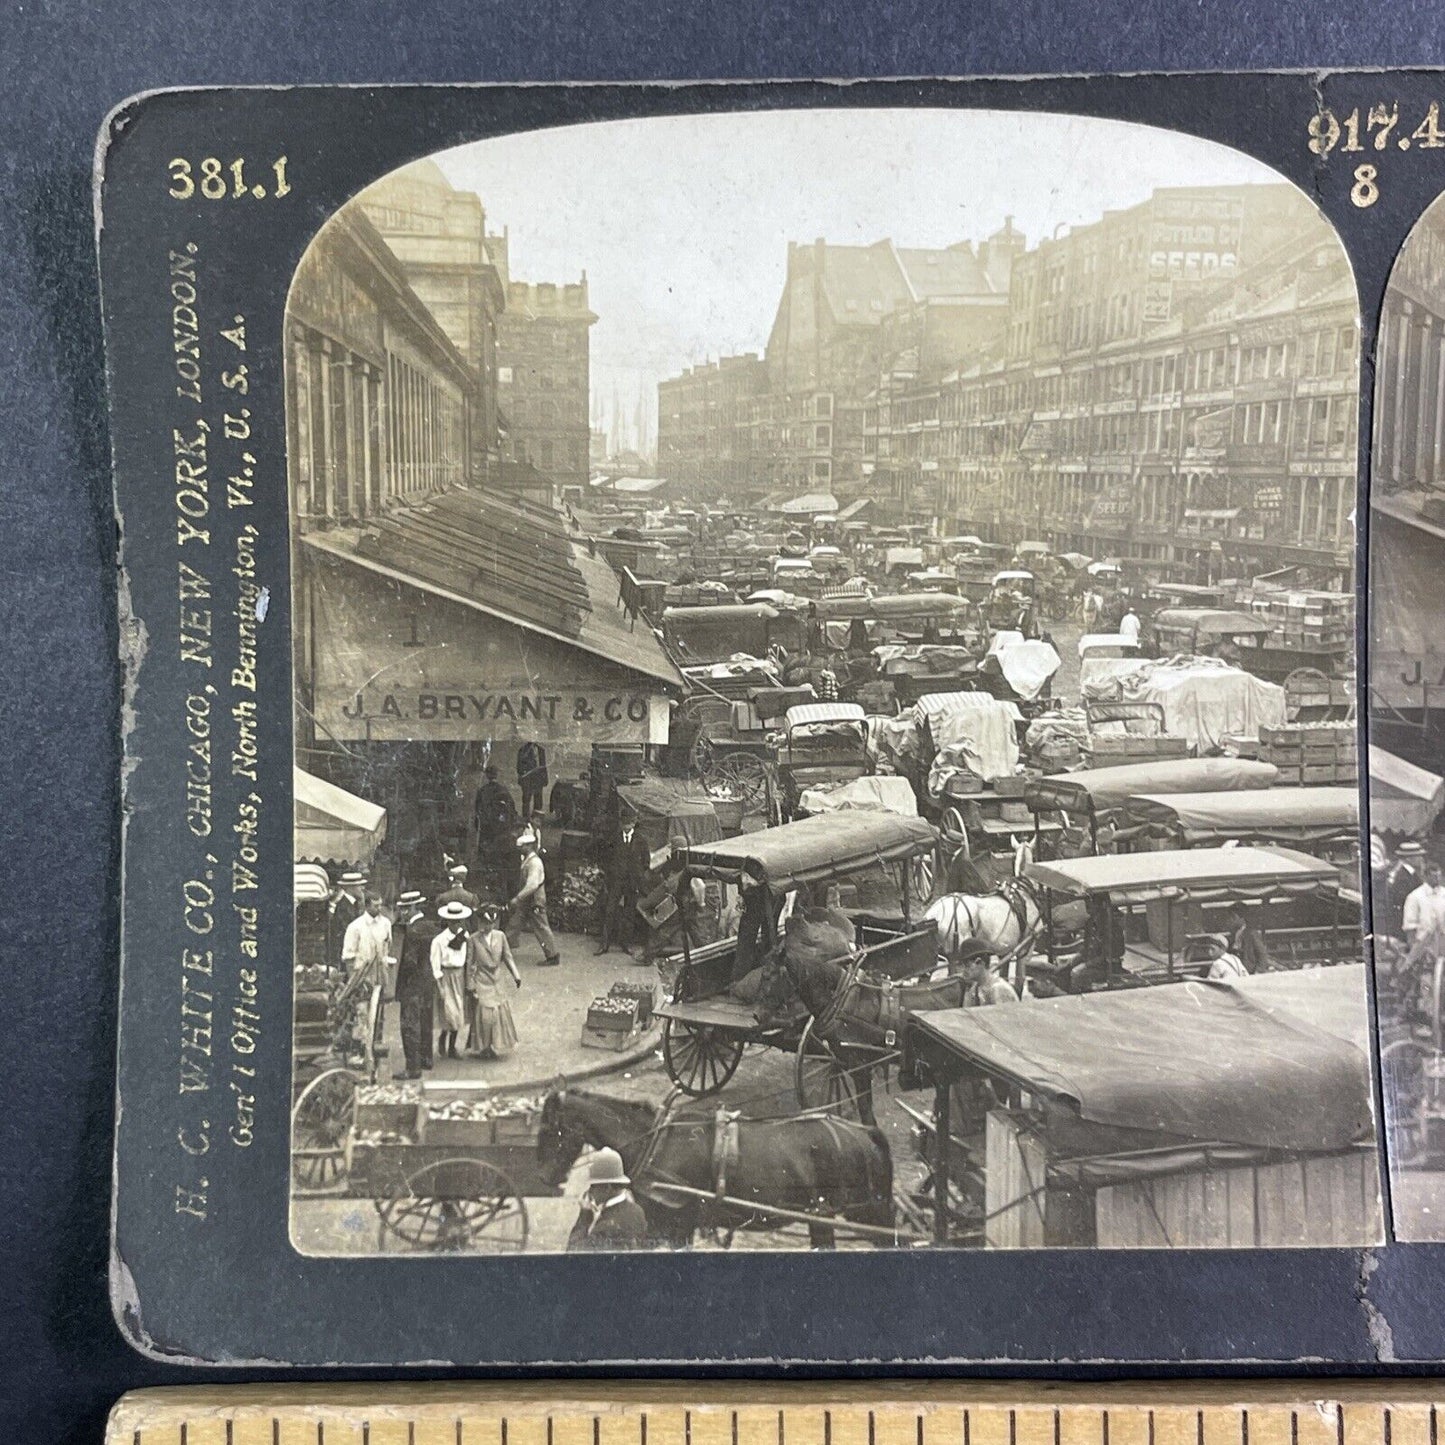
[654,813,942,1109]
[339,1085,558,1253]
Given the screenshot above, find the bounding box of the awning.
[294,766,387,867]
[837,498,872,520]
[777,492,839,516]
[1183,508,1242,521]
[1370,745,1445,835]
[907,964,1372,1154]
[611,476,668,494]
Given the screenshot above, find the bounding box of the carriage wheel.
[375,1158,529,1254]
[1381,1038,1432,1169]
[690,733,715,776]
[795,1020,860,1119]
[942,807,969,852]
[662,1017,745,1096]
[711,751,769,806]
[291,1066,361,1195]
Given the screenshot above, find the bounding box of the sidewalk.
[377,924,664,1093]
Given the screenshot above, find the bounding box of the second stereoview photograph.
[285,107,1380,1255]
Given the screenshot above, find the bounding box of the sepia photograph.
[284,108,1379,1255]
[1368,192,1445,1237]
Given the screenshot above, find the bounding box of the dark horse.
[785,952,968,1125]
[536,1086,894,1249]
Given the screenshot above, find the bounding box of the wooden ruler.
[108,1384,1445,1445]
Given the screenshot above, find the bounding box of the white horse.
[924,838,1043,968]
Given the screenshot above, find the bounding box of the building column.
[1433,324,1445,486]
[336,350,356,519]
[1416,313,1439,482]
[1393,302,1413,483]
[315,338,335,519]
[289,330,313,517]
[359,363,378,518]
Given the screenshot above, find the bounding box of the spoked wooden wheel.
[908,848,936,904]
[1381,1038,1433,1169]
[794,1018,860,1119]
[662,1017,745,1096]
[710,750,769,806]
[690,733,715,775]
[375,1158,529,1254]
[291,1066,362,1195]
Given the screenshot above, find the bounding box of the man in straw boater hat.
[1384,839,1429,941]
[430,901,475,1060]
[393,890,437,1079]
[508,827,561,968]
[565,1147,649,1252]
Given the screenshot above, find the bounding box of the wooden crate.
[582,994,644,1051]
[353,1096,424,1138]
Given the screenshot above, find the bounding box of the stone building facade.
[495,273,597,493]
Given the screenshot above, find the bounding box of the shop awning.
[1370,745,1445,835]
[777,492,839,516]
[294,766,387,867]
[837,498,872,520]
[610,476,668,494]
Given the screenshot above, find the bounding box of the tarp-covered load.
[913,691,1021,783]
[796,775,921,818]
[614,777,722,848]
[1082,656,1287,754]
[294,767,387,867]
[983,636,1061,701]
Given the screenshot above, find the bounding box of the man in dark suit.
[392,891,438,1079]
[597,817,652,955]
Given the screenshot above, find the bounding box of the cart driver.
[566,1148,650,1252]
[956,938,1019,1006]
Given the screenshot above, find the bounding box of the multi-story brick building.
[357,160,507,485]
[867,185,1357,578]
[656,353,768,495]
[495,267,597,494]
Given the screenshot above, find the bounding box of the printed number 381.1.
[168,157,291,201]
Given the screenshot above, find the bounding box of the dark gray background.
[6,3,1445,1441]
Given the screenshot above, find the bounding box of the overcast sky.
[434,109,1288,452]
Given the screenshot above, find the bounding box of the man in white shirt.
[508,829,561,967]
[1118,605,1141,645]
[1403,859,1445,960]
[342,892,392,982]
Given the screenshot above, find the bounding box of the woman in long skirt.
[467,903,521,1058]
[431,901,473,1060]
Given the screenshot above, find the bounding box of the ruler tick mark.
[826,1410,833,1445]
[597,1417,602,1445]
[641,1415,648,1445]
[733,1411,740,1445]
[1103,1409,1109,1445]
[869,1411,877,1445]
[686,1411,693,1445]
[1148,1411,1155,1445]
[1055,1409,1062,1445]
[1242,1407,1249,1445]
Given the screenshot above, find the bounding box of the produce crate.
[1259,722,1356,747]
[353,1084,424,1138]
[991,774,1029,798]
[582,993,644,1051]
[1088,734,1189,761]
[608,979,658,1025]
[1219,733,1260,758]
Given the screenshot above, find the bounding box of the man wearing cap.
[509,829,561,968]
[957,939,1019,1007]
[1385,841,1428,940]
[565,1147,650,1252]
[431,901,475,1060]
[393,891,437,1079]
[437,863,481,914]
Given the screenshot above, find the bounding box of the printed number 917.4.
[168,157,291,201]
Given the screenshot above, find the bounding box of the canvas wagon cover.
[1028,757,1281,815]
[1126,786,1359,841]
[614,777,722,847]
[679,811,936,889]
[910,964,1372,1152]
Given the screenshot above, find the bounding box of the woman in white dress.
[431,901,473,1060]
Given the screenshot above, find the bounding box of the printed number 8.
[1351,163,1379,208]
[199,158,227,200]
